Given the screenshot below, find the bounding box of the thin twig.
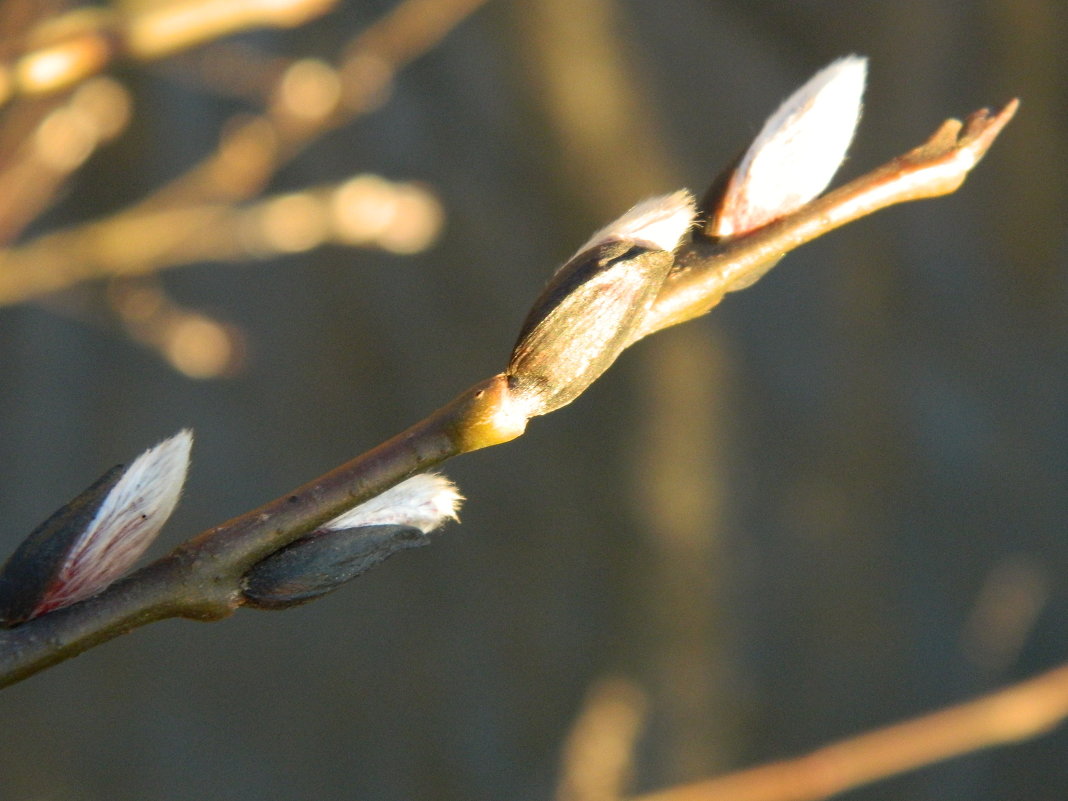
[0,372,521,687]
[632,660,1068,801]
[0,102,1016,688]
[638,99,1019,339]
[0,76,131,245]
[140,0,492,210]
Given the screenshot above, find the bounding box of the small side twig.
[0,100,1017,688]
[638,99,1019,339]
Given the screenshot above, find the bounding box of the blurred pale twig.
[0,0,337,103]
[0,0,486,308]
[556,678,648,801]
[109,278,244,379]
[141,0,491,210]
[961,555,1050,672]
[0,76,131,243]
[0,173,443,303]
[633,660,1068,801]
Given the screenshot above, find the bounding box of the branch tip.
[902,98,1019,194]
[962,97,1019,152]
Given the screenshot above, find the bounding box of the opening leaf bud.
[0,430,192,625]
[508,191,695,416]
[242,473,462,610]
[321,472,461,534]
[706,55,867,238]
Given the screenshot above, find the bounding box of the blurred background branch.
[0,172,443,306]
[634,659,1068,801]
[0,0,337,105]
[552,658,1068,801]
[0,0,483,380]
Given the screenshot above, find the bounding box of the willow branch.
[633,659,1068,801]
[0,101,1016,688]
[0,374,518,687]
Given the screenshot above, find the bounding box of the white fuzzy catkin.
[40,430,193,613]
[575,190,696,256]
[322,473,463,534]
[710,55,867,238]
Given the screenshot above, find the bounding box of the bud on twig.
[0,430,192,625]
[242,473,461,609]
[242,525,430,610]
[508,191,695,416]
[706,55,867,238]
[319,472,462,533]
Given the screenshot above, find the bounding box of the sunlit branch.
[0,0,487,306]
[0,102,1015,689]
[0,77,131,245]
[638,99,1019,339]
[140,0,492,211]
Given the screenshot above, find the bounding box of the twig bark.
[0,101,1016,688]
[0,374,518,686]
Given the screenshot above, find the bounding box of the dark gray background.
[1,1,1065,799]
